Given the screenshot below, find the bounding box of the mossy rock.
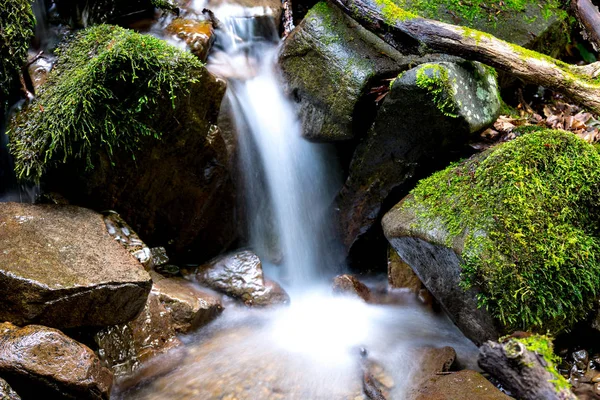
[8,25,236,262]
[338,61,499,259]
[389,0,569,56]
[383,129,600,343]
[0,0,35,115]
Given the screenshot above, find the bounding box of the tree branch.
[572,0,600,51]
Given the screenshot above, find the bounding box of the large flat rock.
[0,203,152,328]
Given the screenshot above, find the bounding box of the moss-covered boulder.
[382,129,600,343]
[279,2,444,142]
[394,0,569,55]
[8,25,236,262]
[0,0,35,114]
[339,61,500,262]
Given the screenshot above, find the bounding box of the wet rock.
[10,25,236,263]
[415,370,511,400]
[166,18,214,62]
[150,247,170,268]
[94,291,183,384]
[0,378,20,400]
[332,274,371,302]
[151,271,224,333]
[387,246,422,293]
[575,349,590,371]
[279,2,445,142]
[0,203,151,329]
[192,250,290,306]
[104,211,152,269]
[339,61,500,260]
[0,322,112,400]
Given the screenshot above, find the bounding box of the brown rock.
[332,274,371,303]
[0,203,152,329]
[415,370,512,400]
[193,250,290,307]
[0,377,20,400]
[0,322,112,400]
[151,271,224,333]
[165,19,214,62]
[94,291,183,384]
[388,246,422,292]
[409,346,456,394]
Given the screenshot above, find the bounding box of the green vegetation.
[501,334,570,392]
[415,64,458,118]
[405,129,600,333]
[8,24,205,181]
[0,0,35,113]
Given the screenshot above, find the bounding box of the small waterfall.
[207,9,342,287]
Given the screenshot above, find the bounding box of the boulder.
[165,18,214,62]
[414,370,512,400]
[0,322,112,400]
[408,346,456,396]
[279,2,448,142]
[0,203,151,329]
[94,291,183,384]
[339,61,500,259]
[9,25,236,263]
[332,274,371,302]
[382,129,600,343]
[191,250,290,306]
[151,271,224,333]
[0,378,20,400]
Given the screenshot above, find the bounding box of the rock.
[415,370,512,400]
[339,61,500,259]
[387,245,422,293]
[103,211,152,269]
[279,2,447,142]
[382,129,600,343]
[94,291,183,385]
[151,271,224,333]
[0,378,20,400]
[165,18,214,62]
[0,322,112,400]
[0,203,152,329]
[150,247,170,267]
[332,274,371,302]
[9,25,236,263]
[192,250,290,306]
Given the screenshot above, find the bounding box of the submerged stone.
[165,18,215,62]
[0,322,113,400]
[338,61,500,261]
[9,25,236,262]
[0,203,152,329]
[332,274,372,302]
[383,129,600,343]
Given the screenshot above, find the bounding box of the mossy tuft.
[415,64,458,118]
[405,129,600,333]
[8,24,205,181]
[1,0,35,113]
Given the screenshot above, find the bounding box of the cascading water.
[123,6,478,400]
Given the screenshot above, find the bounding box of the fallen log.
[572,0,600,51]
[328,0,600,115]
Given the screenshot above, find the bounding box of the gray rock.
[0,377,20,400]
[338,61,500,258]
[0,322,113,400]
[0,203,152,329]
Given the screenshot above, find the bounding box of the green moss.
[415,64,458,118]
[0,0,35,113]
[501,334,571,392]
[8,24,205,181]
[406,130,600,333]
[373,0,417,23]
[150,0,178,13]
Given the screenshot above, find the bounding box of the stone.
[192,250,290,307]
[0,378,20,400]
[408,346,456,396]
[338,61,500,258]
[415,370,512,400]
[165,18,214,62]
[0,203,152,329]
[332,274,371,302]
[103,211,152,269]
[0,322,112,400]
[151,271,224,333]
[94,291,183,384]
[387,245,422,293]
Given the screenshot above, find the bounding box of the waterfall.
[207,9,342,287]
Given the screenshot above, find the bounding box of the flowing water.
[122,5,477,400]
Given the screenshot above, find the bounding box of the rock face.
[151,271,224,333]
[94,291,183,384]
[339,61,500,257]
[0,203,152,329]
[0,322,112,400]
[415,370,512,400]
[387,245,422,293]
[192,250,290,306]
[382,130,600,343]
[0,378,20,400]
[332,274,371,302]
[9,25,236,263]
